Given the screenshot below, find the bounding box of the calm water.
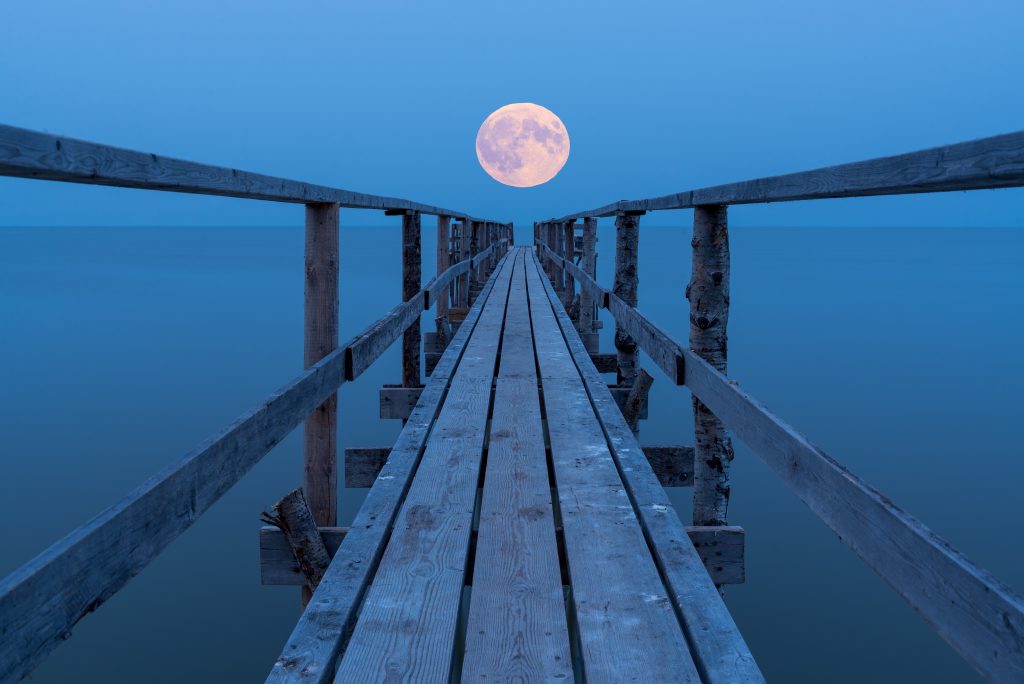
[1,224,1022,682]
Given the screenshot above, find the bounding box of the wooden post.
[688,205,733,526]
[303,203,339,531]
[436,215,451,339]
[579,217,599,353]
[458,220,470,308]
[613,211,640,386]
[563,219,576,310]
[402,211,422,388]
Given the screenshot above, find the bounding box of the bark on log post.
[688,204,734,526]
[261,488,331,592]
[579,217,599,353]
[458,220,470,308]
[402,211,422,388]
[303,203,339,531]
[435,215,451,342]
[613,211,641,386]
[563,220,576,310]
[622,368,654,435]
[469,220,481,302]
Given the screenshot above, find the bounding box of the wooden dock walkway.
[2,125,1024,683]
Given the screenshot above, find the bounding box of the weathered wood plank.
[462,252,572,681]
[401,212,422,388]
[681,346,1024,682]
[435,215,451,328]
[527,250,764,682]
[525,255,702,683]
[688,526,745,586]
[589,352,617,374]
[378,385,423,421]
[607,294,686,385]
[0,344,351,683]
[0,124,503,222]
[303,203,340,530]
[262,489,332,592]
[266,252,516,684]
[332,254,518,682]
[343,448,391,489]
[579,217,599,353]
[344,298,421,381]
[260,526,348,586]
[547,130,1024,220]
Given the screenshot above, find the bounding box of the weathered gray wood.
[579,217,599,353]
[680,346,1024,682]
[546,130,1024,221]
[688,526,745,586]
[525,254,703,683]
[613,212,640,386]
[644,445,696,487]
[262,489,332,592]
[435,215,451,334]
[689,205,733,527]
[303,203,340,530]
[260,526,348,586]
[378,385,423,421]
[527,250,764,682]
[423,258,470,309]
[0,344,351,683]
[609,385,648,420]
[607,293,686,384]
[589,352,617,373]
[332,253,517,683]
[462,251,572,681]
[622,368,655,433]
[344,298,421,381]
[562,220,575,309]
[458,221,471,308]
[0,124,504,222]
[401,212,422,388]
[266,253,516,684]
[343,448,391,488]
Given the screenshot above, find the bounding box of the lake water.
[1,224,1021,682]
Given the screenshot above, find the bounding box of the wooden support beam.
[689,205,732,527]
[303,202,340,529]
[579,217,599,353]
[613,212,640,386]
[563,219,576,310]
[401,211,422,389]
[435,215,451,339]
[259,524,742,587]
[378,384,423,421]
[459,221,471,308]
[622,368,654,433]
[343,447,391,488]
[589,351,617,373]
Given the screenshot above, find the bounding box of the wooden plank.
[589,352,616,373]
[680,345,1024,682]
[332,253,519,682]
[688,526,745,586]
[0,124,504,222]
[401,212,422,388]
[435,215,451,324]
[527,250,764,683]
[260,526,348,586]
[304,203,340,529]
[266,252,516,684]
[423,258,470,309]
[344,298,421,381]
[378,385,422,421]
[462,252,572,680]
[545,130,1024,221]
[579,217,599,353]
[607,294,685,384]
[0,344,351,683]
[524,255,702,683]
[343,448,391,488]
[613,213,640,386]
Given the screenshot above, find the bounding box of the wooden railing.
[0,124,509,683]
[533,129,1024,683]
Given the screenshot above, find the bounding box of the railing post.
[688,204,733,526]
[402,211,422,388]
[436,215,451,338]
[563,219,576,310]
[579,216,599,353]
[303,203,339,531]
[613,211,641,386]
[469,220,481,302]
[458,220,470,308]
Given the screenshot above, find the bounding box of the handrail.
[0,248,492,683]
[534,243,1024,682]
[546,130,1024,221]
[0,124,504,223]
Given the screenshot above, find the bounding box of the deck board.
[332,252,516,682]
[461,249,573,681]
[524,252,702,683]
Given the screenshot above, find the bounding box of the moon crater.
[476,103,569,187]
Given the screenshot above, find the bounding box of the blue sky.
[2,0,1022,229]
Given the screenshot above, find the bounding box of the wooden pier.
[1,124,1024,682]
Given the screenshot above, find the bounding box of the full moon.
[476,103,569,187]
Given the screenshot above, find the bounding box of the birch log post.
[613,212,641,386]
[261,488,331,592]
[402,211,422,388]
[688,204,733,526]
[435,215,451,341]
[303,203,339,529]
[622,368,654,434]
[579,217,599,353]
[563,219,576,310]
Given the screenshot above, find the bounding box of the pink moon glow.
[476,103,570,188]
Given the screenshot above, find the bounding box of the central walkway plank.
[461,249,572,681]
